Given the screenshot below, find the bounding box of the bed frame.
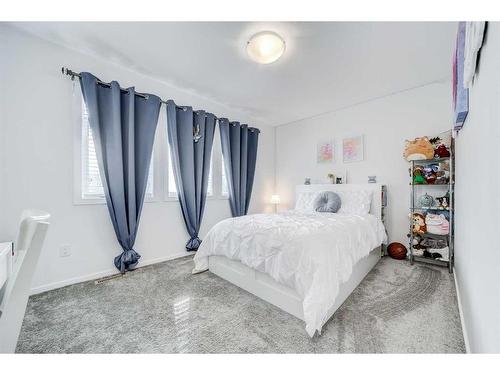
[209,184,387,326]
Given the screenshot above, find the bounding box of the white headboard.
[295,184,386,219]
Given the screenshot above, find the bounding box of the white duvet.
[193,210,387,337]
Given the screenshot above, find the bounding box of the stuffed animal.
[404,137,435,161]
[421,237,448,249]
[425,213,450,235]
[434,246,449,261]
[408,234,426,256]
[423,247,449,260]
[434,144,451,158]
[435,170,447,184]
[423,166,437,184]
[436,195,449,209]
[433,162,450,184]
[413,166,426,184]
[418,193,434,208]
[412,213,427,234]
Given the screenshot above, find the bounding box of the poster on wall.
[317,141,334,163]
[453,21,469,131]
[343,135,364,163]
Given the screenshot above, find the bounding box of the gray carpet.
[16,256,465,353]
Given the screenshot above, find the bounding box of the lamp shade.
[271,195,281,204]
[247,31,285,64]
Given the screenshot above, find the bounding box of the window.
[221,157,229,197]
[79,101,154,202]
[207,158,214,197]
[167,149,177,198]
[76,92,228,204]
[166,147,214,198]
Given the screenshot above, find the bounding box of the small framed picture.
[343,135,364,163]
[317,141,334,163]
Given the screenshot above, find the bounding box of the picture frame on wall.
[343,135,364,163]
[317,140,334,163]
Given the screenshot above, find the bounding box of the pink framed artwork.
[343,135,364,163]
[317,141,333,163]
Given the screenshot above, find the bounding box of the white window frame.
[73,84,229,205]
[73,88,160,205]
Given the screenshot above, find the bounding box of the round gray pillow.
[313,191,341,213]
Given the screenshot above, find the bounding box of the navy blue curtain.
[219,119,260,217]
[166,100,216,251]
[79,72,161,273]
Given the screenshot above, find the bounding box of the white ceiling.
[10,22,457,126]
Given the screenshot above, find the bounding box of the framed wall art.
[342,135,364,163]
[317,141,334,163]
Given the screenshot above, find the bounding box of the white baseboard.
[453,267,470,353]
[30,251,189,295]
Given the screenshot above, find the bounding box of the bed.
[193,183,387,337]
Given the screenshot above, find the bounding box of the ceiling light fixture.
[247,31,286,64]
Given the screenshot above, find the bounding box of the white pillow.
[295,189,372,215]
[295,192,320,212]
[337,190,372,215]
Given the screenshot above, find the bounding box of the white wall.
[454,22,500,353]
[0,25,275,293]
[276,81,452,246]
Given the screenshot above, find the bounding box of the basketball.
[387,242,407,260]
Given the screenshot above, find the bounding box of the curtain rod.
[62,67,169,105]
[61,67,259,133]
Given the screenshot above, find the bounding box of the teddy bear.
[404,137,435,161]
[434,144,451,158]
[412,213,427,235]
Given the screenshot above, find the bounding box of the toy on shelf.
[430,136,451,158]
[404,137,435,161]
[412,213,427,234]
[408,234,449,260]
[408,234,426,256]
[435,161,450,184]
[436,193,450,210]
[412,166,426,184]
[425,213,450,235]
[418,193,434,208]
[420,237,449,261]
[423,165,437,184]
[413,161,450,185]
[434,144,451,158]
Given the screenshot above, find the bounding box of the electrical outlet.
[59,244,72,258]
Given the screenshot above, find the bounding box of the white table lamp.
[271,194,281,213]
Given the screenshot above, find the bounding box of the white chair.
[0,210,50,353]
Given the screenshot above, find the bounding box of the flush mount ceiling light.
[247,31,286,64]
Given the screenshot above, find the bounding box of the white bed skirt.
[209,247,381,324]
